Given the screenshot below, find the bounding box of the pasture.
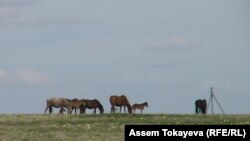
[0,114,250,141]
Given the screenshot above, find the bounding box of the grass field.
[0,114,249,141]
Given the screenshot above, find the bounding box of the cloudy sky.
[0,0,249,114]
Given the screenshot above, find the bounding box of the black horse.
[195,99,207,114]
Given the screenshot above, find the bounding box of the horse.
[44,98,72,114]
[80,99,104,114]
[195,99,207,114]
[132,102,148,114]
[109,95,132,114]
[69,98,86,114]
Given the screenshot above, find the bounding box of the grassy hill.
[0,114,249,141]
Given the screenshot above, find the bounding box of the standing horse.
[109,95,132,114]
[69,99,86,114]
[132,102,148,114]
[44,98,72,114]
[195,99,207,114]
[80,99,104,114]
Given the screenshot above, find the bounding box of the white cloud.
[12,68,51,84]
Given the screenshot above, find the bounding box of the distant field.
[0,114,249,141]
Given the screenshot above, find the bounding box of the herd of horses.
[44,95,206,115]
[44,95,148,115]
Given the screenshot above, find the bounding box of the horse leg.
[81,107,86,114]
[93,108,96,114]
[44,106,49,114]
[67,107,74,114]
[79,106,83,114]
[124,106,126,113]
[59,107,64,114]
[195,106,198,114]
[202,107,206,114]
[49,106,53,114]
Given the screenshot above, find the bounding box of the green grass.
[0,114,249,141]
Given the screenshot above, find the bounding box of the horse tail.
[109,96,114,106]
[94,99,104,114]
[44,98,52,114]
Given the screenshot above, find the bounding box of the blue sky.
[0,0,249,114]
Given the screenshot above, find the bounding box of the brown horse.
[132,102,148,114]
[195,99,207,114]
[69,98,86,114]
[44,98,72,114]
[109,95,132,114]
[80,99,104,114]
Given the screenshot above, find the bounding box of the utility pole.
[207,87,225,114]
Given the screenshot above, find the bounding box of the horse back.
[110,95,129,106]
[47,98,71,107]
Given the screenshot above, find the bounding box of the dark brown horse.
[80,99,104,114]
[132,102,148,114]
[195,99,207,114]
[109,95,132,114]
[44,98,72,114]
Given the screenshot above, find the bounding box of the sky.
[0,0,249,114]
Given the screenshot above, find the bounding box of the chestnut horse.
[195,99,207,114]
[80,99,104,114]
[44,98,72,114]
[132,102,148,114]
[109,95,132,114]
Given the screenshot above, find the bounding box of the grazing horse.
[80,99,104,114]
[132,102,148,114]
[69,99,86,114]
[109,95,132,114]
[44,98,72,114]
[195,99,207,114]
